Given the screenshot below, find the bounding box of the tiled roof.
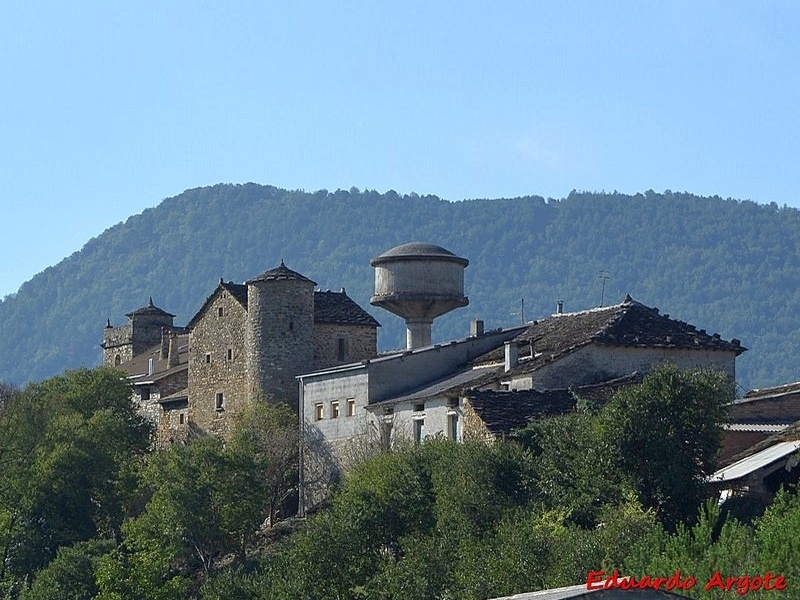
[475,296,745,375]
[247,261,317,285]
[313,290,380,327]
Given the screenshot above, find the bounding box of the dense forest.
[1,184,800,390]
[2,366,798,599]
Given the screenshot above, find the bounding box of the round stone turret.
[370,242,468,349]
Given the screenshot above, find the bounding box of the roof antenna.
[598,270,610,307]
[510,298,525,324]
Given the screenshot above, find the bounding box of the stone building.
[102,261,379,444]
[299,295,746,511]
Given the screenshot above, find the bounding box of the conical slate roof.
[247,261,317,285]
[126,298,175,318]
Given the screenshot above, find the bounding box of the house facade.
[299,295,745,511]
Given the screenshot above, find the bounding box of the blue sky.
[1,1,798,298]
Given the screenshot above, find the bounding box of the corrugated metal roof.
[708,440,800,483]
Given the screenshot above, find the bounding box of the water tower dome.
[370,242,468,349]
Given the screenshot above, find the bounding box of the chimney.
[471,319,484,337]
[168,332,180,368]
[557,300,564,314]
[160,328,170,360]
[504,341,518,372]
[148,357,154,376]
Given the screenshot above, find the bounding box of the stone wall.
[102,324,133,366]
[313,323,377,370]
[516,344,737,391]
[189,288,250,437]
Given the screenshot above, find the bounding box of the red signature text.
[587,570,787,595]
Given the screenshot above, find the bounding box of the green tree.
[21,538,114,600]
[228,401,299,526]
[598,365,733,528]
[0,367,151,587]
[124,435,264,575]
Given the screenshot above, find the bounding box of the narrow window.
[215,392,225,411]
[346,398,356,417]
[114,354,121,366]
[315,403,324,421]
[179,413,185,425]
[447,413,458,441]
[218,306,224,317]
[227,347,233,361]
[205,353,212,364]
[337,337,346,362]
[331,401,340,419]
[414,419,425,444]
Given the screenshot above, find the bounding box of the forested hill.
[1,184,798,390]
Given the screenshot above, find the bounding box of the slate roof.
[475,296,745,375]
[465,375,644,437]
[188,272,378,329]
[466,388,578,435]
[314,290,381,327]
[116,334,190,381]
[740,380,800,400]
[247,260,317,285]
[126,298,175,318]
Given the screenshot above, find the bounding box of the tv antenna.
[598,270,610,307]
[510,297,525,324]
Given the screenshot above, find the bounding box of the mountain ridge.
[1,183,797,390]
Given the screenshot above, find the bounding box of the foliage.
[228,401,299,525]
[597,365,733,528]
[21,538,114,600]
[2,186,800,391]
[0,368,151,588]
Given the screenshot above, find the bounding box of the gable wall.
[189,290,249,437]
[519,345,736,391]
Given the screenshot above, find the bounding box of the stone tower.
[245,262,316,408]
[101,298,175,366]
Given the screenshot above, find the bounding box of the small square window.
[413,403,425,412]
[215,392,225,411]
[346,398,356,417]
[331,401,340,419]
[314,403,324,421]
[140,387,151,401]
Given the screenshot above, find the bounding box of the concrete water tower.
[370,242,469,349]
